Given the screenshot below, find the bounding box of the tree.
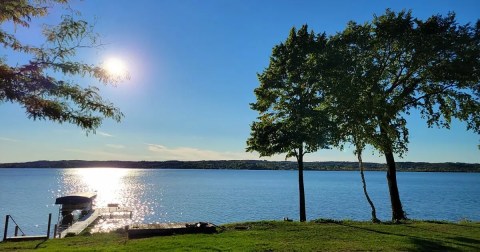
[327,10,480,221]
[1,0,124,133]
[247,25,332,222]
[355,142,380,223]
[323,42,380,222]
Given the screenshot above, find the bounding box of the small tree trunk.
[357,150,379,223]
[297,146,307,222]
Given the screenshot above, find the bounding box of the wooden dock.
[58,207,133,238]
[4,235,48,242]
[58,210,100,238]
[127,222,216,239]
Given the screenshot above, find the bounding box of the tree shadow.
[336,223,477,251]
[449,236,480,245]
[405,223,456,236]
[408,237,459,252]
[451,223,480,230]
[34,239,47,249]
[404,222,480,249]
[422,220,480,230]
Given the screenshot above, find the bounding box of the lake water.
[0,168,479,236]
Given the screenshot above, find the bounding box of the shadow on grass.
[408,237,457,252]
[405,222,480,249]
[451,223,480,230]
[419,219,480,228]
[34,239,47,249]
[405,222,458,237]
[449,236,480,245]
[422,220,480,230]
[336,223,477,251]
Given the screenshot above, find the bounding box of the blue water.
[0,168,479,236]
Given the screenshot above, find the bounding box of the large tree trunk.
[379,123,407,222]
[385,150,407,221]
[297,147,306,222]
[357,149,379,223]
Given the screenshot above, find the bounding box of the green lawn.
[1,220,479,251]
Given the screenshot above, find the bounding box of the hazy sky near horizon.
[1,0,479,163]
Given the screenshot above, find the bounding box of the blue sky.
[0,0,479,163]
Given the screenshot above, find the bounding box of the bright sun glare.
[76,168,129,207]
[104,57,127,78]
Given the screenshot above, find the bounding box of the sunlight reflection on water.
[56,168,155,233]
[1,169,479,236]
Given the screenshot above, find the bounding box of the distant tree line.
[0,160,478,172]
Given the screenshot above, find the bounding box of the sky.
[0,0,479,163]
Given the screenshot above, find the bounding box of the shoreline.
[1,160,479,172]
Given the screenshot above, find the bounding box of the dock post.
[3,215,9,242]
[53,224,57,239]
[47,213,52,239]
[14,226,19,236]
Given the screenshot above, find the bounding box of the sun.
[104,57,127,78]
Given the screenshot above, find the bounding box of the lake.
[0,168,479,236]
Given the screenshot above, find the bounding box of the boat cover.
[55,192,97,205]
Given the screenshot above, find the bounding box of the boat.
[54,192,97,237]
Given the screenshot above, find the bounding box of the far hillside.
[0,160,478,172]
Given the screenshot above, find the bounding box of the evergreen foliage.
[0,0,125,132]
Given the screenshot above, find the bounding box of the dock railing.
[3,215,26,241]
[3,214,51,242]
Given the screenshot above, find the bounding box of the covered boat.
[55,192,96,227]
[55,192,96,211]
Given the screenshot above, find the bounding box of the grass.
[1,220,479,251]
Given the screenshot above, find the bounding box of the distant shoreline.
[0,160,479,172]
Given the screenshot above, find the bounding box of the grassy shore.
[1,220,479,251]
